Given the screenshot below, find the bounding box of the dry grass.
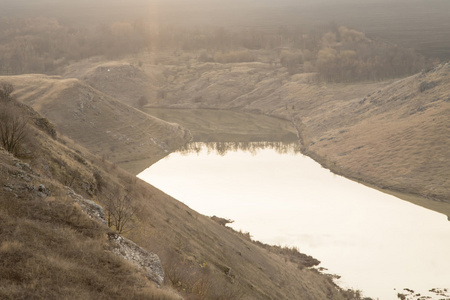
[0,178,178,300]
[3,49,444,297]
[15,51,444,297]
[144,107,298,143]
[0,96,352,299]
[2,2,448,299]
[94,51,449,216]
[2,74,191,174]
[0,104,181,299]
[295,64,450,210]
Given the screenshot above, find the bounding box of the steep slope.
[0,96,352,299]
[4,74,191,174]
[0,103,180,300]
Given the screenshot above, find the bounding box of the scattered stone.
[37,184,51,197]
[14,161,33,172]
[3,183,13,192]
[65,188,165,287]
[65,187,106,224]
[211,215,234,226]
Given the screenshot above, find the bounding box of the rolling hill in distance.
[0,0,449,299]
[60,52,449,217]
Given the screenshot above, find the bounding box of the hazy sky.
[1,0,449,59]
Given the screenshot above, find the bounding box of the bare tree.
[0,103,27,155]
[0,82,14,101]
[105,187,136,234]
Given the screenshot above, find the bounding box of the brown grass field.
[3,74,191,174]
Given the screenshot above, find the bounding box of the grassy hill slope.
[62,58,163,109]
[294,64,450,207]
[0,103,180,300]
[3,74,191,174]
[0,98,353,299]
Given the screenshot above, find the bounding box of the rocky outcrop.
[64,187,165,286]
[65,187,106,225]
[108,233,165,286]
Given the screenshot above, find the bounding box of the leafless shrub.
[208,285,245,300]
[63,168,81,188]
[164,250,213,300]
[164,253,191,289]
[34,117,57,139]
[0,102,28,156]
[137,95,149,107]
[157,89,166,99]
[93,170,106,194]
[419,81,438,92]
[0,82,14,101]
[105,186,137,234]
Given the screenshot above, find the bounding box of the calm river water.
[138,142,450,300]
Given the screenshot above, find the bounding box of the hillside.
[0,97,353,299]
[1,1,449,298]
[64,52,450,217]
[62,59,162,109]
[0,102,180,299]
[4,74,191,174]
[292,64,450,211]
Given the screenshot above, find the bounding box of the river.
[138,141,450,300]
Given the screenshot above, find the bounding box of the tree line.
[0,82,27,156]
[0,17,433,82]
[0,17,150,75]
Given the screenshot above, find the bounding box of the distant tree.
[280,50,304,75]
[93,170,106,194]
[0,82,14,101]
[419,81,438,93]
[157,89,166,99]
[0,102,27,156]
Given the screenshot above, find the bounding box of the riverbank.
[301,142,450,219]
[133,105,450,220]
[284,115,450,218]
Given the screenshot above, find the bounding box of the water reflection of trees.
[178,141,302,156]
